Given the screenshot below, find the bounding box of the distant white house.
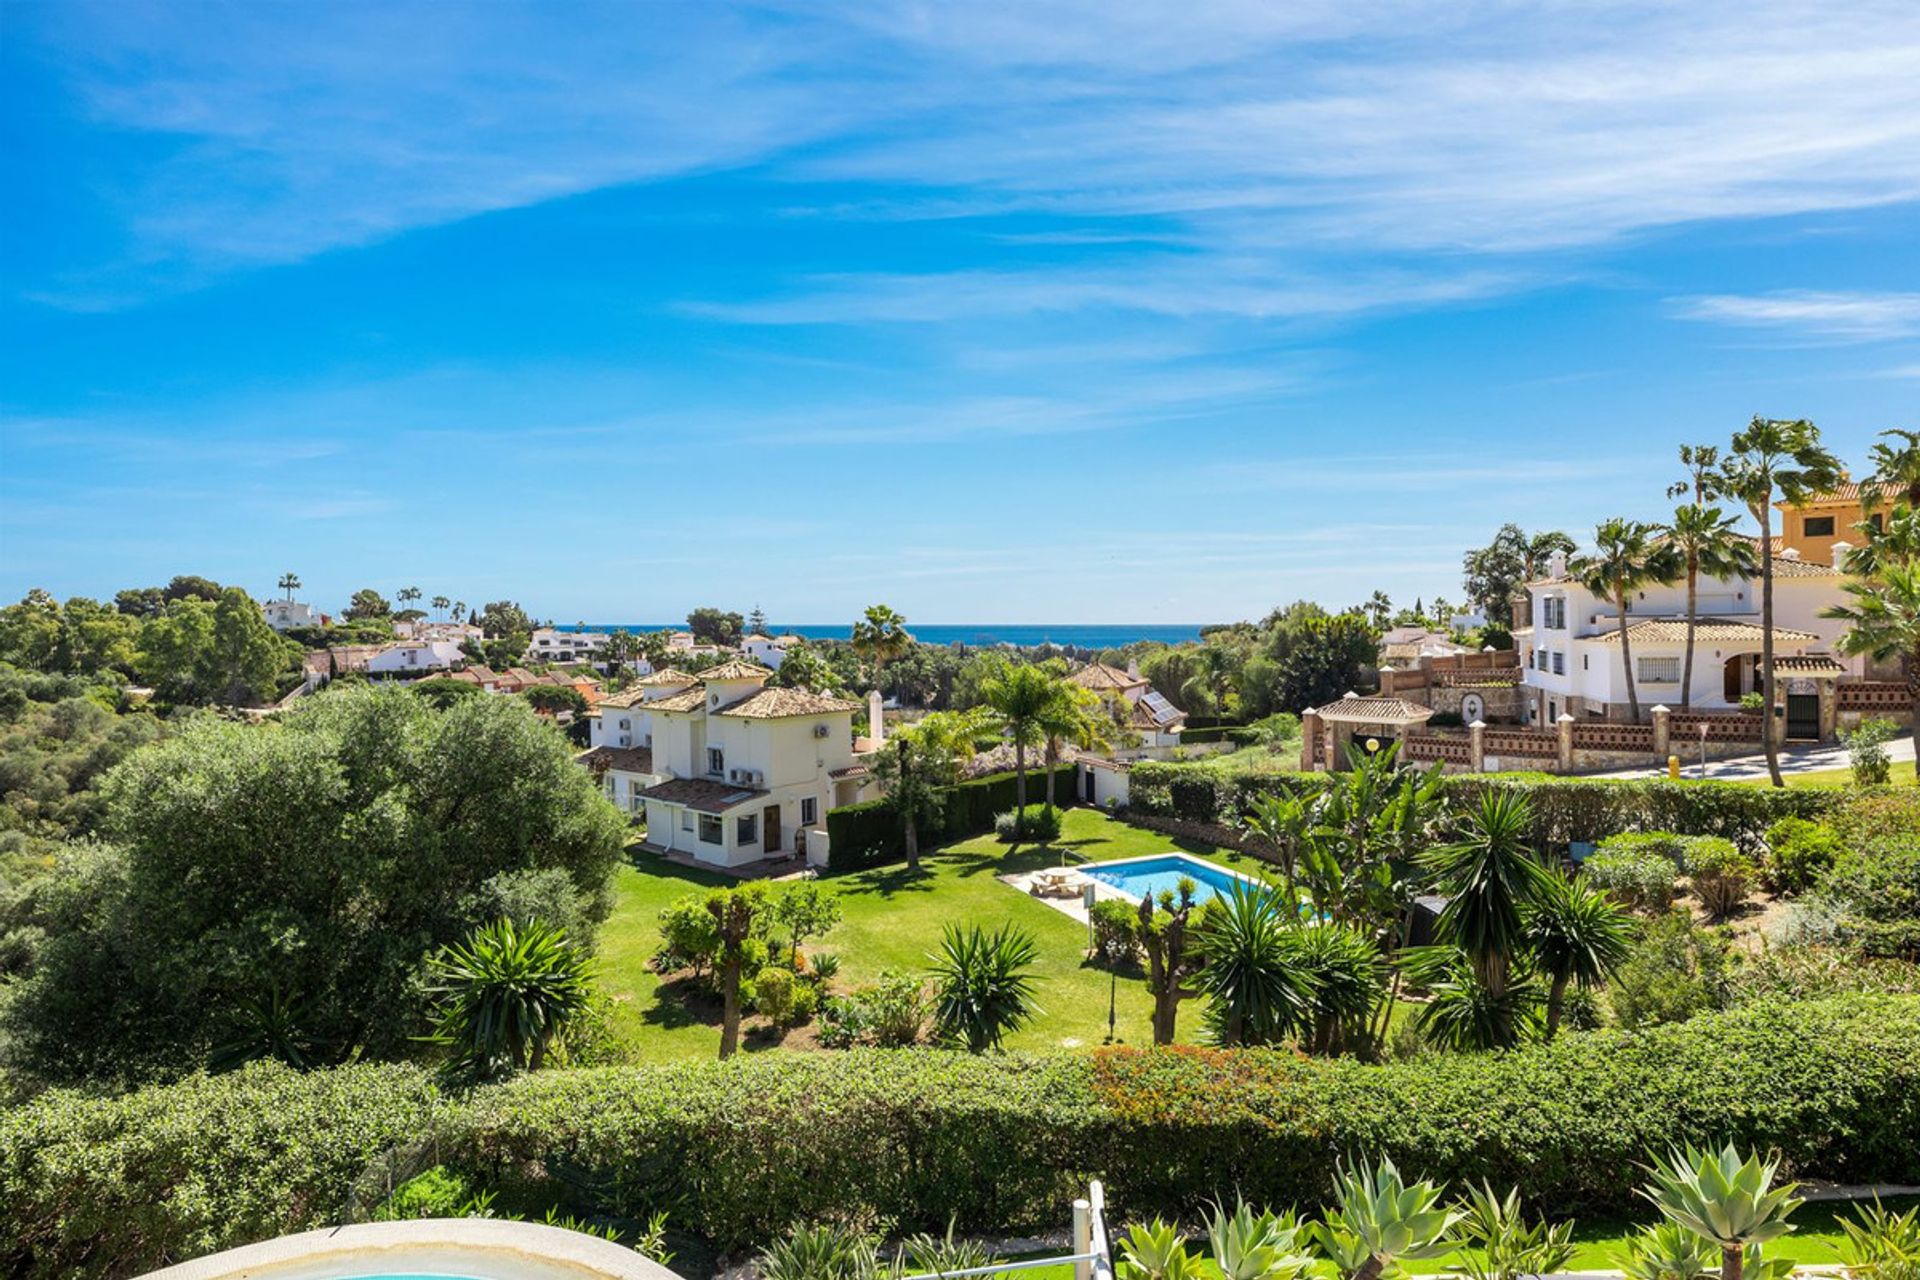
[366,640,466,676]
[1379,626,1472,664]
[526,627,609,665]
[395,619,483,645]
[741,632,804,670]
[1067,662,1187,754]
[626,659,871,868]
[262,600,322,631]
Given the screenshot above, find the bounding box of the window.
[680,810,694,831]
[1544,597,1566,630]
[698,814,723,844]
[736,814,759,845]
[801,797,818,825]
[1803,515,1835,537]
[1638,656,1681,684]
[1535,648,1547,671]
[1551,651,1565,675]
[631,793,645,813]
[707,747,725,777]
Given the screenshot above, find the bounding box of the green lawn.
[597,807,1283,1058]
[1779,765,1917,788]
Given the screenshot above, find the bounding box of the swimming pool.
[139,1220,678,1280]
[1080,852,1260,905]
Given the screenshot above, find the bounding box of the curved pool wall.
[138,1219,683,1280]
[1079,852,1260,905]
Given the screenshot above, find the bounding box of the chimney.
[1547,550,1568,579]
[1830,540,1852,566]
[1126,659,1140,679]
[1780,547,1801,561]
[868,689,885,748]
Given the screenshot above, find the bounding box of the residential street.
[1588,731,1916,781]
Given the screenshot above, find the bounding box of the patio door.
[763,804,781,853]
[1785,694,1820,741]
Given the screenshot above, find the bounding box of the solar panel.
[1140,691,1180,725]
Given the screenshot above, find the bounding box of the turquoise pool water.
[1081,853,1256,905]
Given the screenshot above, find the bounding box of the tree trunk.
[1014,740,1028,837]
[1759,504,1783,787]
[905,813,920,873]
[1545,973,1569,1040]
[1908,656,1920,782]
[1353,1254,1386,1280]
[1618,584,1641,723]
[719,956,743,1059]
[1722,1242,1744,1280]
[1681,556,1699,710]
[1044,738,1059,811]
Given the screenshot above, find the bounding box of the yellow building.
[1773,480,1887,566]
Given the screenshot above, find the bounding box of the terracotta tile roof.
[636,667,696,687]
[637,777,766,813]
[647,687,709,714]
[1594,619,1818,646]
[597,686,649,709]
[699,658,775,681]
[578,745,656,774]
[1769,556,1843,578]
[1069,662,1146,693]
[829,763,869,780]
[716,687,861,719]
[1312,694,1436,725]
[1779,481,1869,506]
[1769,655,1849,676]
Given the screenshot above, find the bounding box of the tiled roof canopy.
[637,777,766,812]
[717,687,861,719]
[1768,655,1849,676]
[636,667,696,687]
[1069,663,1145,692]
[578,745,656,773]
[699,659,775,681]
[647,687,710,714]
[1314,694,1435,725]
[1593,619,1818,646]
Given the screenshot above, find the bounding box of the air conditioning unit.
[813,723,830,738]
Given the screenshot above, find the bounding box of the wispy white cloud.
[1669,290,1920,341]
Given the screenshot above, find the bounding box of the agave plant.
[1449,1181,1576,1280]
[1838,1197,1920,1280]
[1640,1144,1803,1280]
[1206,1200,1316,1280]
[927,923,1041,1052]
[1616,1222,1721,1280]
[1116,1217,1204,1280]
[757,1221,884,1280]
[1312,1155,1464,1280]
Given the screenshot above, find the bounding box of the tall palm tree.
[1661,505,1758,709]
[874,709,986,871]
[276,571,301,602]
[1863,427,1920,513]
[978,663,1060,838]
[1524,873,1632,1038]
[1419,789,1550,999]
[1035,680,1108,811]
[850,604,914,678]
[1667,442,1722,503]
[1717,418,1842,785]
[452,600,466,624]
[431,594,450,620]
[1825,557,1920,782]
[1572,519,1680,724]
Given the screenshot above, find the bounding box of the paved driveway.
[1587,731,1914,781]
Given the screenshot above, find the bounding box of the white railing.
[899,1183,1112,1280]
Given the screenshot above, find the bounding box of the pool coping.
[136,1218,682,1280]
[1077,851,1263,903]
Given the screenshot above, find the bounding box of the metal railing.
[899,1182,1112,1280]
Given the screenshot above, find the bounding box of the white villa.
[1067,662,1187,754]
[526,627,609,665]
[1379,626,1473,664]
[262,599,322,631]
[366,639,466,676]
[741,632,804,670]
[395,618,483,645]
[1516,547,1867,736]
[589,660,870,867]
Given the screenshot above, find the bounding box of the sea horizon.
[555,622,1208,649]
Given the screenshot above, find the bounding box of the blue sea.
[559,623,1205,648]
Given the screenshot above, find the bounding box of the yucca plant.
[1640,1144,1803,1280]
[1839,1197,1920,1280]
[895,1217,1000,1277]
[1312,1155,1464,1280]
[757,1220,884,1280]
[1197,880,1312,1047]
[426,916,593,1079]
[1449,1181,1576,1280]
[1117,1218,1204,1280]
[927,922,1041,1052]
[1206,1200,1316,1280]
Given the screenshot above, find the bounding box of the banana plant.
[1206,1201,1315,1280]
[1312,1155,1464,1280]
[1116,1218,1204,1280]
[1639,1144,1803,1280]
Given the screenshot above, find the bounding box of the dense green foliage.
[0,686,626,1085]
[826,763,1076,868]
[8,997,1915,1273]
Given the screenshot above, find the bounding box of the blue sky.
[3,1,1918,626]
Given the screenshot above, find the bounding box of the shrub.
[0,1061,442,1278]
[1818,829,1920,961]
[1091,898,1142,967]
[1844,718,1901,787]
[1596,832,1690,868]
[1686,838,1755,920]
[1585,850,1679,913]
[818,972,928,1049]
[1607,911,1733,1029]
[827,765,1077,869]
[1762,817,1842,895]
[993,804,1062,844]
[751,965,800,1026]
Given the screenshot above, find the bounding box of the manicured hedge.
[6,998,1918,1271]
[1127,764,1846,852]
[825,764,1078,870]
[456,995,1920,1242]
[0,1061,443,1279]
